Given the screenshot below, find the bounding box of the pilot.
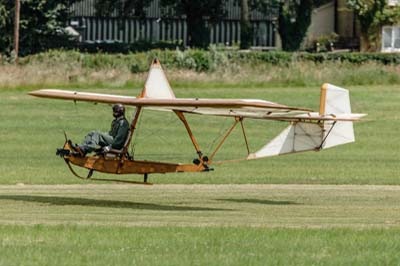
[71,104,130,156]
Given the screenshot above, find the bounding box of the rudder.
[320,83,355,149]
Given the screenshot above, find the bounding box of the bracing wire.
[129,110,189,161]
[206,116,231,155]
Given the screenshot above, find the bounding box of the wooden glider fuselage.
[64,141,208,174]
[29,58,366,179]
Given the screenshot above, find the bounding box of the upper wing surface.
[28,89,303,111]
[29,89,362,121]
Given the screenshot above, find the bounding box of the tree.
[0,2,11,55]
[254,0,330,51]
[278,0,313,51]
[240,0,252,49]
[347,0,400,51]
[0,0,76,56]
[250,0,313,51]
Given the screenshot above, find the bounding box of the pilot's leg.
[81,132,114,153]
[98,133,113,147]
[75,131,102,155]
[69,131,112,156]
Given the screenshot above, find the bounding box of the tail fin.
[320,83,355,148]
[319,83,351,115]
[248,84,360,159]
[139,58,175,99]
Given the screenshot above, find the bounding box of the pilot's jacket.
[81,116,130,152]
[109,116,130,149]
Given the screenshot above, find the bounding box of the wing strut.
[209,117,240,163]
[240,119,250,155]
[174,111,203,159]
[121,106,143,155]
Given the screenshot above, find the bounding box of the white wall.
[307,1,335,39]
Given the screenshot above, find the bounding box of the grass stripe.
[1,225,400,266]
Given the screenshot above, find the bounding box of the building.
[382,0,400,52]
[69,0,278,48]
[306,0,359,51]
[70,0,399,52]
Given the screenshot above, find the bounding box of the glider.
[29,58,366,184]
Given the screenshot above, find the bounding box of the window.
[382,26,400,52]
[388,0,400,6]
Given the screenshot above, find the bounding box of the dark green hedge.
[17,49,400,74]
[232,51,400,65]
[298,52,400,64]
[179,51,400,72]
[185,50,400,71]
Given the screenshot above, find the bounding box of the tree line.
[1,0,399,57]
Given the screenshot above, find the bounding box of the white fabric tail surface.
[248,84,359,159]
[247,122,323,159]
[320,83,355,148]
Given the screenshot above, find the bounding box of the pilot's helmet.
[112,104,125,117]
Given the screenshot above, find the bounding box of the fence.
[70,16,276,48]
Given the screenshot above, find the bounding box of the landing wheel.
[144,173,148,183]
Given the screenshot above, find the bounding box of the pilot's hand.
[102,145,111,153]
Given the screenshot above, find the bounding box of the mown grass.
[2,184,400,227]
[0,84,398,185]
[1,184,400,265]
[1,225,400,266]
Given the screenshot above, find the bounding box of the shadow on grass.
[216,198,300,205]
[0,195,231,211]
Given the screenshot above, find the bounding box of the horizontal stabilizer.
[248,83,364,159]
[248,122,322,159]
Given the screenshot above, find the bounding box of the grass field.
[2,225,400,265]
[1,184,400,265]
[1,74,400,265]
[2,184,400,227]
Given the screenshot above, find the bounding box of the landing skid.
[64,158,153,185]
